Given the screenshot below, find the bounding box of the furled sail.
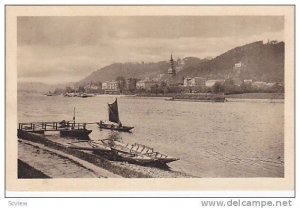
[108,99,120,124]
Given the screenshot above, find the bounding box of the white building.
[102,82,108,90]
[205,79,225,87]
[136,80,158,90]
[243,79,253,84]
[192,77,206,87]
[102,81,120,91]
[183,77,192,86]
[253,81,267,88]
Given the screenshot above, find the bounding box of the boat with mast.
[97,98,134,132]
[59,107,92,139]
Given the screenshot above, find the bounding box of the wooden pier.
[18,121,88,133]
[18,121,93,138]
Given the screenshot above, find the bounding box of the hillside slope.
[78,41,284,85]
[173,41,284,83]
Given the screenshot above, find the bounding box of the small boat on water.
[98,122,134,132]
[60,128,92,139]
[80,93,95,98]
[98,98,134,132]
[44,91,56,96]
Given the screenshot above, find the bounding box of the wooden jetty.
[18,121,92,139]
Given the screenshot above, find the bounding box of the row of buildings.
[100,76,279,93]
[183,77,278,89]
[83,56,281,93]
[102,78,163,93]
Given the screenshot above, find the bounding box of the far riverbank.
[225,93,284,99]
[134,92,284,100]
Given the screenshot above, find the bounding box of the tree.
[65,86,73,93]
[159,81,168,95]
[213,82,225,93]
[78,85,85,93]
[240,81,252,93]
[54,88,64,95]
[150,84,159,95]
[224,79,237,94]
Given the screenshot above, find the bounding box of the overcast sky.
[17,16,284,85]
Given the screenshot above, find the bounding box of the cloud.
[17,29,283,84]
[17,16,284,84]
[18,16,284,46]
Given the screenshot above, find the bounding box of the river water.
[18,93,284,178]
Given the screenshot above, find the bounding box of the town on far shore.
[47,43,284,100]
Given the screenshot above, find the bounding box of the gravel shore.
[18,131,192,178]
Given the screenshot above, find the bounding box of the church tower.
[168,53,176,77]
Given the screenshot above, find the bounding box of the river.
[17,92,284,178]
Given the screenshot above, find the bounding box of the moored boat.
[67,138,179,166]
[100,139,179,165]
[58,107,92,139]
[60,128,92,139]
[98,122,134,132]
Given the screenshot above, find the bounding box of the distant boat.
[98,98,134,132]
[80,93,95,98]
[64,92,81,97]
[45,91,55,96]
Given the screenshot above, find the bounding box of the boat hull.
[99,140,179,166]
[98,123,134,132]
[60,129,92,139]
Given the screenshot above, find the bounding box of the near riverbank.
[18,131,192,178]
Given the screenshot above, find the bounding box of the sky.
[17,16,284,85]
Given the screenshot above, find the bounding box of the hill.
[17,82,55,93]
[78,41,284,85]
[172,41,284,83]
[78,61,170,84]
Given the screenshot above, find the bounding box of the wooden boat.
[80,93,95,98]
[60,128,92,139]
[68,140,112,153]
[59,107,92,139]
[130,143,179,164]
[45,91,56,96]
[67,138,179,166]
[98,98,134,132]
[100,139,179,165]
[98,122,134,132]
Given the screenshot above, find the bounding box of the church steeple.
[168,53,176,77]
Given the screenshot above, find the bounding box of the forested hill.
[78,61,170,84]
[172,41,284,83]
[78,41,284,84]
